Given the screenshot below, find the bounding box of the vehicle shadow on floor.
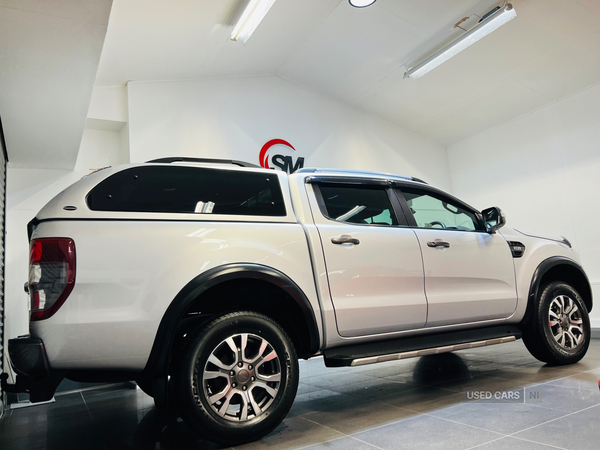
[3,343,598,450]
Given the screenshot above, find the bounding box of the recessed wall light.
[349,0,377,8]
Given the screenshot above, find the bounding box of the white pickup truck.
[4,158,592,445]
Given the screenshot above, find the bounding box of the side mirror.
[482,207,506,233]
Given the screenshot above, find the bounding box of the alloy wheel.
[198,333,282,422]
[548,295,585,350]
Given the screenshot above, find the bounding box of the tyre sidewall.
[177,313,299,445]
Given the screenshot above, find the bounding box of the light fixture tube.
[404,3,516,80]
[230,0,277,44]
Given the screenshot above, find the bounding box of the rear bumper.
[9,336,50,379]
[1,335,63,402]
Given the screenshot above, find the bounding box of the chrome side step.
[350,336,516,367]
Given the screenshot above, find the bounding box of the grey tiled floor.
[1,340,600,449]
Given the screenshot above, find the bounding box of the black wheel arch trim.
[524,256,593,324]
[142,263,321,376]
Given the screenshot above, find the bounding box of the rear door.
[395,185,517,327]
[307,179,427,337]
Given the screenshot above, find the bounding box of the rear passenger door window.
[316,184,401,226]
[87,166,286,216]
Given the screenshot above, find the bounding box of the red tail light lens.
[29,238,76,321]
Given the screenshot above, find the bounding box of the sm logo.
[259,139,305,174]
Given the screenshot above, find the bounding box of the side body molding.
[143,263,321,376]
[524,256,593,324]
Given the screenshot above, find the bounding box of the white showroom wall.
[127,75,451,190]
[448,82,600,328]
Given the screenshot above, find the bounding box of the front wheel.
[522,281,590,365]
[175,311,299,445]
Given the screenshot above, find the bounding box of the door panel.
[414,229,517,326]
[307,182,427,337]
[318,224,427,336]
[396,186,517,327]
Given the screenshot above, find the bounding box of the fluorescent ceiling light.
[404,3,517,80]
[349,0,377,7]
[230,0,277,44]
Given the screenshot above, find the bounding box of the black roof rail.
[146,157,259,168]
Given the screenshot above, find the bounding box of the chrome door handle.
[427,241,450,248]
[332,235,360,245]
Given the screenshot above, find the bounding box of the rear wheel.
[522,281,590,365]
[175,311,299,445]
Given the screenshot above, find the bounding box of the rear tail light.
[28,238,76,321]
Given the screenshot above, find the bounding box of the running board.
[324,326,521,367]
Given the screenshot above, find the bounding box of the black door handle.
[427,241,450,248]
[332,235,360,245]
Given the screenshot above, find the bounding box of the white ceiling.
[4,0,600,170]
[95,0,600,147]
[0,0,112,169]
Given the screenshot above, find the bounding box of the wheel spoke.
[565,330,577,347]
[565,297,574,315]
[249,338,268,364]
[568,330,580,346]
[568,305,579,319]
[240,391,250,421]
[208,385,231,405]
[217,390,236,417]
[263,349,278,363]
[553,328,563,342]
[240,333,249,362]
[253,348,277,370]
[563,330,572,347]
[224,337,239,366]
[252,381,277,398]
[208,354,232,371]
[257,372,281,383]
[553,297,565,315]
[569,325,583,341]
[204,369,229,380]
[549,319,559,327]
[248,389,262,416]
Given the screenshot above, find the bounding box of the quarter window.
[317,184,398,226]
[87,166,286,216]
[400,188,482,231]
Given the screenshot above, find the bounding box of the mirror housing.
[482,207,506,233]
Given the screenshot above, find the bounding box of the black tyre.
[175,311,299,446]
[522,281,590,365]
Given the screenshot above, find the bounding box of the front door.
[308,181,427,337]
[396,186,517,327]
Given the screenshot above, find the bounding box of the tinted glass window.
[318,184,398,226]
[400,187,482,231]
[87,166,286,216]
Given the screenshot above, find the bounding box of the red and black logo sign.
[259,139,305,174]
